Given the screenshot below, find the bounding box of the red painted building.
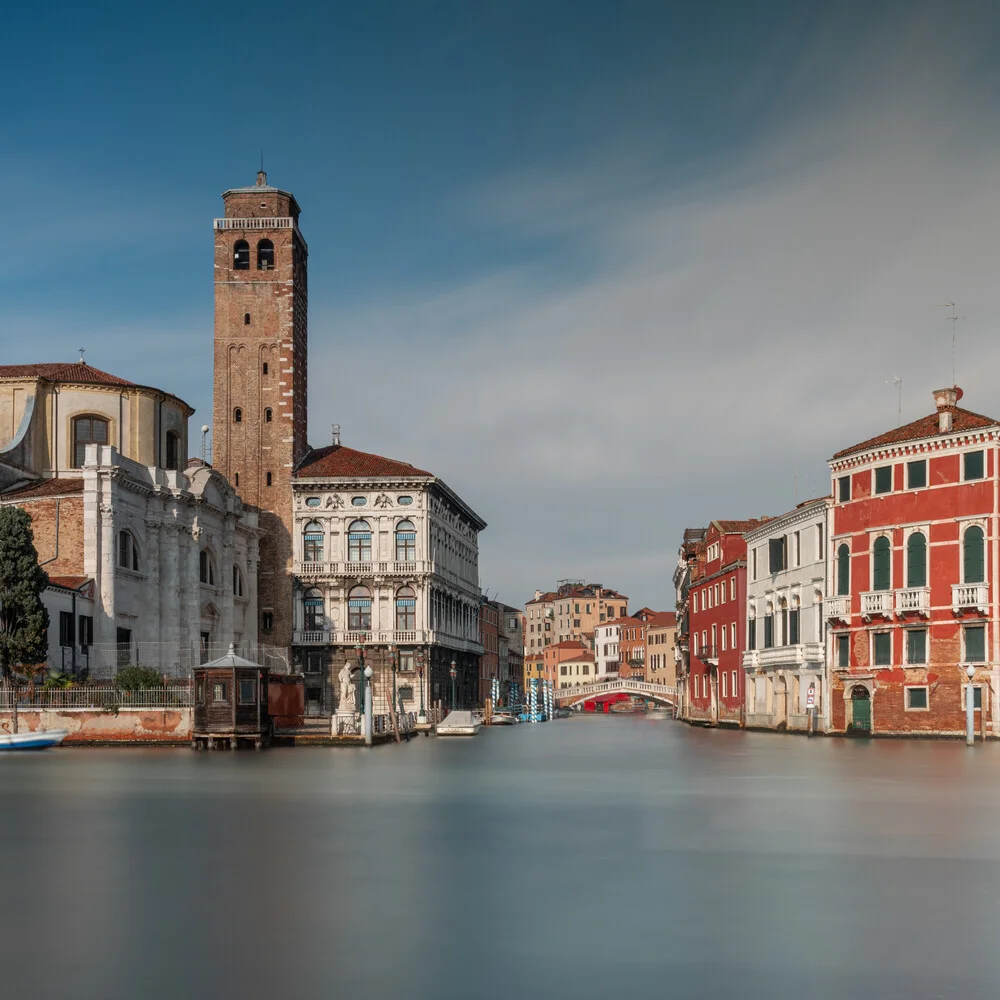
[686,519,769,726]
[826,387,998,736]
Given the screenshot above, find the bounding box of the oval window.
[397,495,413,506]
[352,496,367,507]
[305,497,321,507]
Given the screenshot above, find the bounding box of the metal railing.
[1,683,194,710]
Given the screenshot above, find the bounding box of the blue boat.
[0,729,68,750]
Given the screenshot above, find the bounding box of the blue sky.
[4,1,1000,609]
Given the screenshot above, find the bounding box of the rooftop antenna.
[937,301,964,385]
[78,347,86,363]
[885,376,903,426]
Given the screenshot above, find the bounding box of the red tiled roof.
[526,592,558,605]
[2,477,84,499]
[831,406,1000,460]
[0,363,135,387]
[714,518,773,534]
[644,611,678,628]
[601,615,637,628]
[547,640,590,651]
[48,576,91,591]
[296,444,432,479]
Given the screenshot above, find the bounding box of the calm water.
[3,718,1000,999]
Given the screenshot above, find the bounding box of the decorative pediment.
[200,601,220,621]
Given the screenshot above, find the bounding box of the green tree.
[0,506,50,679]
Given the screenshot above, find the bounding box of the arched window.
[303,521,324,563]
[264,408,272,423]
[117,530,139,571]
[72,415,109,468]
[233,240,250,270]
[347,520,372,563]
[395,519,416,562]
[872,536,891,591]
[165,430,180,471]
[233,408,242,424]
[396,585,416,630]
[348,585,372,630]
[233,565,244,597]
[964,525,985,583]
[906,532,927,588]
[303,588,324,631]
[837,543,850,596]
[257,239,274,270]
[199,549,216,586]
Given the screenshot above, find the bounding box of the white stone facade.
[594,622,621,678]
[743,497,831,732]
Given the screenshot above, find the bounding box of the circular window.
[397,495,413,506]
[351,496,367,507]
[305,497,321,507]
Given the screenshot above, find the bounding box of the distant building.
[594,619,622,678]
[673,528,706,720]
[496,603,524,697]
[825,387,998,736]
[645,612,678,688]
[544,640,594,689]
[743,498,830,732]
[0,362,259,676]
[524,582,628,653]
[479,599,500,703]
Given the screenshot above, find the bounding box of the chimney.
[332,423,341,446]
[932,386,962,433]
[256,170,267,187]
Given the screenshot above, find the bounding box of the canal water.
[3,717,1000,999]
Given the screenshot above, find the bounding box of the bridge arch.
[554,679,677,709]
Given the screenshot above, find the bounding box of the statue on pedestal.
[338,662,357,713]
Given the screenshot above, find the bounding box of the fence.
[44,641,292,681]
[334,711,418,737]
[1,683,194,711]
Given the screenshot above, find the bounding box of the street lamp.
[416,649,426,724]
[355,643,365,718]
[450,659,457,711]
[966,663,976,746]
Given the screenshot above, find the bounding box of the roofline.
[743,496,831,540]
[828,423,1000,466]
[0,373,194,417]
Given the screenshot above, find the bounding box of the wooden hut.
[192,645,270,750]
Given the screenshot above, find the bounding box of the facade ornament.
[325,494,345,509]
[374,492,392,509]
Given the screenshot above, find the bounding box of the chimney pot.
[332,423,341,446]
[933,386,961,433]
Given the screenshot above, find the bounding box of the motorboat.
[0,729,68,750]
[490,711,519,726]
[435,711,482,736]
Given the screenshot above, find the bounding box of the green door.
[851,687,871,732]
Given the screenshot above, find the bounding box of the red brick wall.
[2,494,85,577]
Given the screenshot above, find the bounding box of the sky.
[3,0,1000,611]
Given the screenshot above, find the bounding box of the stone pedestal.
[333,710,359,736]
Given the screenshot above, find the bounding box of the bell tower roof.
[221,173,300,218]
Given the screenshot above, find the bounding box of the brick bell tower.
[213,171,308,650]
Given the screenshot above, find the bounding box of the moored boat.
[0,729,68,750]
[435,711,482,736]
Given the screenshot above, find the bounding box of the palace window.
[963,525,985,583]
[233,565,244,597]
[789,602,800,644]
[906,532,927,588]
[395,586,416,630]
[303,589,324,631]
[303,521,324,563]
[906,629,927,664]
[257,239,274,270]
[199,549,216,586]
[872,536,891,591]
[117,531,140,571]
[836,633,849,668]
[906,459,927,489]
[348,520,372,562]
[72,415,109,468]
[874,465,892,495]
[836,543,850,596]
[873,631,891,666]
[838,475,851,502]
[905,686,928,710]
[395,519,416,562]
[165,430,180,471]
[233,240,250,269]
[763,614,774,649]
[964,450,985,481]
[747,617,756,649]
[261,611,273,632]
[348,585,372,630]
[964,624,986,663]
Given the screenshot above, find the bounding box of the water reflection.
[2,719,1000,999]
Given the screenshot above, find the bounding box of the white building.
[290,434,486,716]
[594,618,623,678]
[742,497,831,732]
[0,362,259,677]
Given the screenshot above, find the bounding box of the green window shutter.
[789,609,800,644]
[837,544,850,596]
[874,632,891,665]
[875,466,892,494]
[965,625,985,662]
[906,629,926,664]
[906,533,926,588]
[838,476,851,502]
[964,526,985,584]
[964,451,985,480]
[872,537,891,591]
[906,460,926,489]
[837,634,850,667]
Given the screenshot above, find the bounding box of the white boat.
[0,729,68,750]
[435,711,482,736]
[490,712,518,726]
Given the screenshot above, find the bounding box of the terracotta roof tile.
[0,363,135,387]
[296,444,432,479]
[644,611,678,627]
[2,477,84,499]
[47,576,91,591]
[831,406,1000,460]
[714,518,773,534]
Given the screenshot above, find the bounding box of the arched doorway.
[850,685,871,733]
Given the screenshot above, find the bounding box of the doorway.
[850,685,871,733]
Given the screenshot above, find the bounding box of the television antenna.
[937,302,964,385]
[885,376,903,426]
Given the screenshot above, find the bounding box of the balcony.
[694,644,718,665]
[823,596,850,622]
[741,650,759,670]
[953,583,989,614]
[295,560,432,578]
[754,644,826,671]
[860,591,893,620]
[895,587,930,617]
[293,629,332,645]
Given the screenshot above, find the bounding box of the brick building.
[686,519,769,726]
[825,386,999,736]
[479,599,500,703]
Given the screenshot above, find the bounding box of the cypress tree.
[0,505,50,679]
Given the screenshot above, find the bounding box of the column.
[144,519,161,648]
[161,523,181,668]
[97,504,116,648]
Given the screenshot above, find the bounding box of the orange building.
[543,640,593,688]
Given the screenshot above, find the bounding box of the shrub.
[114,665,164,692]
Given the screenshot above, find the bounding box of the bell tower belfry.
[213,172,308,649]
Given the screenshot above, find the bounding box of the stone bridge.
[553,679,677,708]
